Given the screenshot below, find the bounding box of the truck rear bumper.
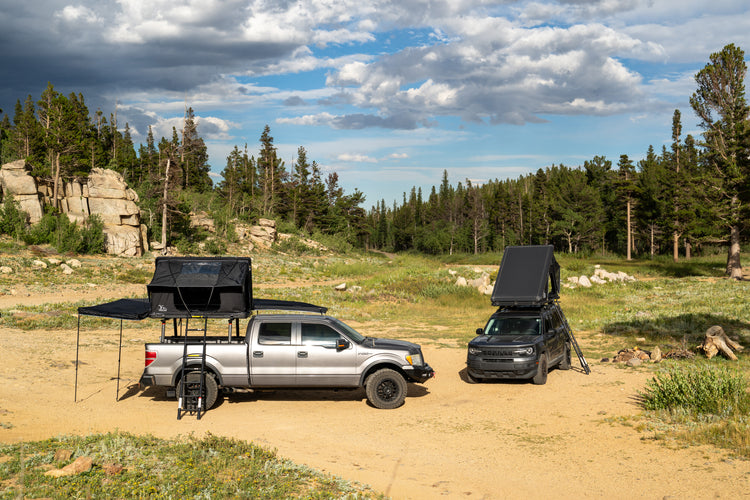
[405,364,435,383]
[139,374,156,386]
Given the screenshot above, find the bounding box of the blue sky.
[1,0,749,207]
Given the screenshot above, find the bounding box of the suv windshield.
[483,316,540,336]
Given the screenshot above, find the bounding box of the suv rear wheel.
[366,369,407,409]
[559,342,571,370]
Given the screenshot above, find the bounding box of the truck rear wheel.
[178,372,218,410]
[365,369,407,409]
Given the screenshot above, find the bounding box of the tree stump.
[700,325,744,360]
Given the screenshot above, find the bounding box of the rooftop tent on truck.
[490,245,561,307]
[147,257,253,318]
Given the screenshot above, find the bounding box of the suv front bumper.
[466,358,538,380]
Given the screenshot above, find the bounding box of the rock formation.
[0,161,147,256]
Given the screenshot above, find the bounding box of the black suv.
[465,245,585,385]
[466,302,571,384]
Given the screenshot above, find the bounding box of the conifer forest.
[0,44,748,277]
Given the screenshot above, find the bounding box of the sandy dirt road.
[1,318,749,500]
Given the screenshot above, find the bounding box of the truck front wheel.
[178,372,219,410]
[365,369,407,409]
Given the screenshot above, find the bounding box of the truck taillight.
[145,351,157,367]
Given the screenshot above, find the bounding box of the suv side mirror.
[336,338,350,351]
[476,328,484,335]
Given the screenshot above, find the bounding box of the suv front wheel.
[366,369,407,409]
[532,353,548,385]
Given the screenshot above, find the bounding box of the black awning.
[253,298,327,314]
[77,298,151,320]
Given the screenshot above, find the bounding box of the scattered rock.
[31,260,47,269]
[334,283,347,291]
[650,346,662,363]
[455,277,467,287]
[60,263,73,275]
[44,456,93,478]
[53,449,72,462]
[0,266,12,274]
[66,259,82,268]
[578,275,592,288]
[102,462,124,476]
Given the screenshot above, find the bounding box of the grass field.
[1,244,749,496]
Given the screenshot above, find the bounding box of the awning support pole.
[116,319,123,401]
[75,314,80,402]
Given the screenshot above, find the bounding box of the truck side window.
[258,323,292,345]
[301,323,341,347]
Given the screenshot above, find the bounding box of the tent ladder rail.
[177,317,210,420]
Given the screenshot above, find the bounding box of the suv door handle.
[298,351,308,358]
[253,351,264,358]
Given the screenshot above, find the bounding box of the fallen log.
[700,325,744,360]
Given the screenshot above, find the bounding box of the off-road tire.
[178,372,218,410]
[559,342,571,370]
[365,368,407,409]
[532,354,548,385]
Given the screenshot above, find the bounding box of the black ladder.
[177,317,209,420]
[559,305,590,374]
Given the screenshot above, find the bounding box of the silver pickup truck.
[139,313,434,410]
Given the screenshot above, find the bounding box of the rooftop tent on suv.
[490,245,560,307]
[147,257,253,318]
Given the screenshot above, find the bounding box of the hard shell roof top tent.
[147,257,253,318]
[490,245,561,307]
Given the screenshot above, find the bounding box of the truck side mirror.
[476,328,484,335]
[336,338,350,351]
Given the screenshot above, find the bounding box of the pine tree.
[690,43,749,279]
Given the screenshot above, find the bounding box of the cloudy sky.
[1,0,749,206]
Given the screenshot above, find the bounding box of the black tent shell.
[490,245,560,307]
[147,257,253,318]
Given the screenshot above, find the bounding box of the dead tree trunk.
[700,325,744,360]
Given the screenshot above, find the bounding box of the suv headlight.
[512,347,534,356]
[468,346,482,356]
[406,353,423,366]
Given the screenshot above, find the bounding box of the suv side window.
[258,322,292,345]
[301,323,342,347]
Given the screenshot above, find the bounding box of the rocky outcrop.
[0,160,44,223]
[0,162,147,257]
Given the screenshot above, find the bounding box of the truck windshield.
[483,316,540,336]
[330,318,366,343]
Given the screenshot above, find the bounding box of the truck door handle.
[298,351,308,358]
[253,351,264,358]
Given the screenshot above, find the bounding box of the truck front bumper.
[405,364,435,383]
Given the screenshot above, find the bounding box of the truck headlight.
[468,346,482,356]
[406,353,423,366]
[512,347,534,356]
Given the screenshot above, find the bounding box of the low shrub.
[639,364,750,417]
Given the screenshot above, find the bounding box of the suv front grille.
[480,348,517,357]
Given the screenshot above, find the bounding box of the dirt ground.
[1,286,750,499]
